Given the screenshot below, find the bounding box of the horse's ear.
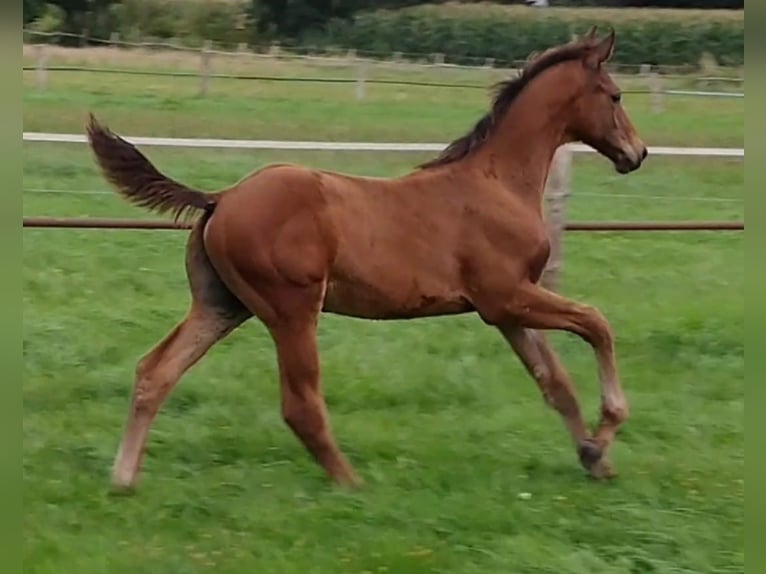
[598,28,616,62]
[584,28,615,69]
[585,26,598,41]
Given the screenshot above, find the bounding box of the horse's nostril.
[641,147,648,160]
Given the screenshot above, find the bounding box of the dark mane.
[418,38,594,170]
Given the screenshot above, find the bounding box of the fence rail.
[20,64,746,98]
[21,217,745,232]
[22,132,745,158]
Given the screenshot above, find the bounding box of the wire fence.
[21,29,747,76]
[21,30,744,237]
[18,63,748,97]
[23,30,745,101]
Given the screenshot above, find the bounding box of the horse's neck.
[473,78,576,213]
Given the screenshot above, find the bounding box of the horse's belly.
[322,276,472,320]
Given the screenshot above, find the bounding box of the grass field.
[23,53,743,574]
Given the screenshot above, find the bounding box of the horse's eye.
[611,93,622,104]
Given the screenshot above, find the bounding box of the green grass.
[23,61,743,574]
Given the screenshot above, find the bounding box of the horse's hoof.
[587,458,617,480]
[577,440,617,480]
[335,474,364,490]
[578,439,603,467]
[108,479,138,497]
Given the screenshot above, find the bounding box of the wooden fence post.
[35,44,48,90]
[355,59,367,101]
[541,146,572,292]
[199,40,212,97]
[641,64,663,113]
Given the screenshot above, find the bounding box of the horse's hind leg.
[271,317,360,487]
[213,265,359,486]
[111,218,250,491]
[200,205,357,486]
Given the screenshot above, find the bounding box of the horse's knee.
[581,306,614,349]
[531,364,579,416]
[529,363,579,419]
[603,400,629,425]
[531,366,557,407]
[531,364,549,385]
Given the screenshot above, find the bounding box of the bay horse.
[86,28,647,492]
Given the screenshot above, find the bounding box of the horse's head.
[567,28,647,174]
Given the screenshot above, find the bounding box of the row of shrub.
[25,1,744,68]
[303,4,744,67]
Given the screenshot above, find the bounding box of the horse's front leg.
[500,328,588,442]
[481,281,628,478]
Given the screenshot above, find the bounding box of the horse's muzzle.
[614,145,647,174]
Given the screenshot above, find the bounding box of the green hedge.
[25,1,743,68]
[27,0,251,48]
[302,4,744,67]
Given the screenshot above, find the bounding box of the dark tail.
[86,113,217,222]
